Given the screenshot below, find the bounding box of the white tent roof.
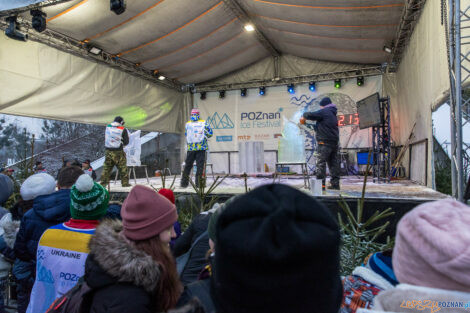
[4,0,405,85]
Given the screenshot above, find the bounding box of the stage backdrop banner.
[196,75,382,154]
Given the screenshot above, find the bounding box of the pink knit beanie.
[121,185,177,241]
[393,199,470,292]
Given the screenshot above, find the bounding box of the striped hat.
[70,174,109,220]
[191,109,200,115]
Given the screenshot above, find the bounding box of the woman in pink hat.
[83,185,182,313]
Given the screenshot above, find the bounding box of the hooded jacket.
[14,189,71,262]
[303,104,339,144]
[84,220,160,313]
[173,212,211,285]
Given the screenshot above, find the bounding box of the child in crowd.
[358,199,470,313]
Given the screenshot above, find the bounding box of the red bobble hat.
[158,188,175,204]
[121,185,177,241]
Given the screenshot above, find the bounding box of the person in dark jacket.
[177,200,232,313]
[14,167,82,312]
[301,96,341,189]
[82,159,97,181]
[172,205,215,285]
[84,185,182,313]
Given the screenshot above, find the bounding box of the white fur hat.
[20,173,56,201]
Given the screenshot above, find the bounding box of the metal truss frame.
[388,0,427,72]
[372,97,392,183]
[448,0,470,201]
[193,66,384,93]
[0,17,183,91]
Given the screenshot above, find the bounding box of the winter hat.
[0,174,13,205]
[70,174,109,220]
[366,252,398,286]
[191,109,200,115]
[207,196,239,243]
[393,199,470,292]
[212,184,342,313]
[158,188,175,204]
[20,173,55,201]
[114,116,124,124]
[121,185,177,241]
[320,97,332,106]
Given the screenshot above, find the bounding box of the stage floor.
[108,175,448,201]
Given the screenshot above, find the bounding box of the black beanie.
[212,184,342,313]
[320,97,332,106]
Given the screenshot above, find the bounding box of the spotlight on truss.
[5,16,27,41]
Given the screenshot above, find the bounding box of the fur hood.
[0,213,20,248]
[88,219,160,293]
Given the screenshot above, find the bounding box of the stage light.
[241,88,247,97]
[244,24,255,32]
[334,79,341,89]
[110,0,126,15]
[259,86,266,96]
[383,45,392,54]
[219,90,225,99]
[200,92,206,100]
[5,16,27,42]
[309,81,316,92]
[88,46,102,55]
[287,84,295,94]
[357,76,364,86]
[31,10,46,33]
[158,75,166,81]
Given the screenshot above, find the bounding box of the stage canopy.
[1,0,462,187]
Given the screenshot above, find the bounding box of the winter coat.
[303,104,339,144]
[341,266,394,313]
[173,213,211,285]
[84,220,160,313]
[14,189,71,262]
[357,284,470,313]
[178,278,214,313]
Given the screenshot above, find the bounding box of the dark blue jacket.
[14,189,71,262]
[303,105,339,144]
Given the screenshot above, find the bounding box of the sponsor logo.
[254,134,270,140]
[238,135,251,141]
[207,112,234,129]
[274,134,282,138]
[216,136,233,142]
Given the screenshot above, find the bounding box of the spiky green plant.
[338,151,395,275]
[189,174,228,213]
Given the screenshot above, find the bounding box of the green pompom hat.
[70,174,109,220]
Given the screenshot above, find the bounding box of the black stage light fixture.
[219,90,226,99]
[241,88,247,97]
[31,10,47,33]
[200,92,206,100]
[110,0,126,15]
[259,86,266,96]
[5,16,27,41]
[287,84,295,94]
[334,79,341,89]
[309,81,316,92]
[357,76,364,86]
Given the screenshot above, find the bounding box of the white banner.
[196,76,381,153]
[124,130,142,166]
